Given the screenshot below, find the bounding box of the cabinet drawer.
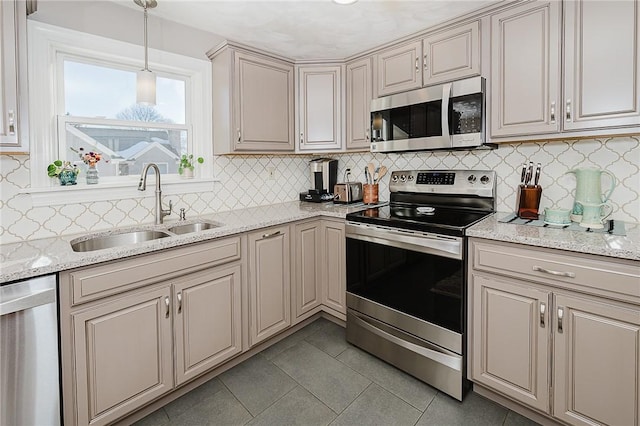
[64,237,241,306]
[470,239,640,302]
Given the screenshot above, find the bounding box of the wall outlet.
[267,167,275,180]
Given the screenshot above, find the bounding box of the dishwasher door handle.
[0,288,56,316]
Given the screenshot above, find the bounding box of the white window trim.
[24,21,215,206]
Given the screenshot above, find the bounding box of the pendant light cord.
[143,3,149,71]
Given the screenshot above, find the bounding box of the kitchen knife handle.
[534,163,541,187]
[520,163,527,184]
[540,302,546,328]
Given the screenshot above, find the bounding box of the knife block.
[516,185,542,219]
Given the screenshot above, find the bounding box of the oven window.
[372,100,442,142]
[346,237,462,333]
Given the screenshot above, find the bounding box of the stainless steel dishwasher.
[1,275,61,426]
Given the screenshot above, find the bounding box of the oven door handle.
[350,311,462,371]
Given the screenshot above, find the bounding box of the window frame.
[25,21,214,206]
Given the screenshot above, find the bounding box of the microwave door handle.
[441,83,452,139]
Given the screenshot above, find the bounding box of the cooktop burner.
[345,169,497,236]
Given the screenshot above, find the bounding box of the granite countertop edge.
[467,213,640,262]
[2,204,638,284]
[0,201,378,284]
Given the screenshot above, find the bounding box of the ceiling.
[122,0,500,60]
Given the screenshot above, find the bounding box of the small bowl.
[544,207,572,225]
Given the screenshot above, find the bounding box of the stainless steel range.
[345,169,496,400]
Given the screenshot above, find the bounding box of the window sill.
[21,177,220,207]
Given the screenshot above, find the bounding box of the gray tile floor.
[134,318,539,426]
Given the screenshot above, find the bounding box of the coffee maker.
[299,158,338,202]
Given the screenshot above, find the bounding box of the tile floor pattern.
[134,318,539,426]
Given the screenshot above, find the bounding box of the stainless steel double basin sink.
[70,221,221,252]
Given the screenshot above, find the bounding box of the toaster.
[333,182,363,204]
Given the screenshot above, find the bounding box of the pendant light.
[135,0,157,105]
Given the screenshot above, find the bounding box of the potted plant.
[47,160,79,186]
[178,154,204,178]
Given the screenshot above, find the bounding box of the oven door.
[345,221,464,353]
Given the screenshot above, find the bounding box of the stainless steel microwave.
[370,76,489,153]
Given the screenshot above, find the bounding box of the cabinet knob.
[557,306,564,333]
[8,110,15,135]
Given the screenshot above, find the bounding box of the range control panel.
[389,170,496,197]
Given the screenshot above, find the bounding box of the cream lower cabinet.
[292,220,322,322]
[469,238,640,425]
[70,286,174,426]
[321,219,346,316]
[60,237,243,425]
[248,225,291,346]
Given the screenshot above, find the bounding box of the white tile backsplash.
[1,136,638,244]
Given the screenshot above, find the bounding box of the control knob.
[391,175,398,183]
[467,174,477,184]
[481,175,491,185]
[399,174,407,182]
[407,175,414,181]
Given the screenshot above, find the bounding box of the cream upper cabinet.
[375,40,423,97]
[468,238,640,425]
[211,45,295,153]
[292,220,322,322]
[345,57,372,150]
[563,0,640,131]
[321,219,347,317]
[470,273,550,413]
[0,0,28,153]
[422,21,480,86]
[70,286,174,426]
[296,65,343,151]
[490,1,561,138]
[173,265,242,386]
[248,225,291,346]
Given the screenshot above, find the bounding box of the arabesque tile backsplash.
[1,136,638,245]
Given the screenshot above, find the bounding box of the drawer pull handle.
[415,57,419,73]
[177,292,182,314]
[8,110,15,135]
[262,230,281,239]
[557,306,564,333]
[550,101,556,123]
[237,128,241,142]
[532,266,575,278]
[540,302,546,328]
[164,296,170,318]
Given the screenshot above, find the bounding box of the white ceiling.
[124,0,500,60]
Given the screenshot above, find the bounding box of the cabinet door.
[553,294,640,426]
[346,57,372,149]
[71,287,173,426]
[490,1,561,137]
[563,0,640,131]
[375,40,422,97]
[234,52,294,151]
[422,21,480,86]
[470,273,550,412]
[174,265,242,386]
[248,225,291,346]
[0,0,27,152]
[297,65,342,151]
[292,221,322,321]
[321,220,346,316]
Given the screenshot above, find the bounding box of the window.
[27,21,212,203]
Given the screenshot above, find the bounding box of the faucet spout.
[138,163,172,224]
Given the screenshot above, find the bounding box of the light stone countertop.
[0,201,381,284]
[467,213,640,261]
[2,203,638,284]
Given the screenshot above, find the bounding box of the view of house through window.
[61,59,188,177]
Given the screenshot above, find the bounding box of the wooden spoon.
[367,163,375,184]
[375,165,388,184]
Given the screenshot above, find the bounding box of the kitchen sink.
[71,230,172,252]
[167,221,220,235]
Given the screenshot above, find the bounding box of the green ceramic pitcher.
[564,167,616,219]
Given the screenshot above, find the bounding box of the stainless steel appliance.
[333,182,363,204]
[370,77,493,152]
[1,275,61,426]
[300,158,338,202]
[345,169,496,400]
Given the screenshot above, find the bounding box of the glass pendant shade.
[137,69,156,105]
